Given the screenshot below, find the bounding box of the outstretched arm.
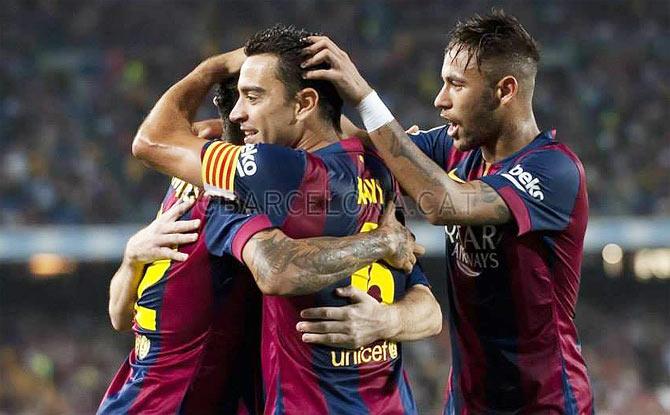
[241,202,425,296]
[132,50,245,186]
[109,200,200,331]
[303,37,510,226]
[297,284,442,348]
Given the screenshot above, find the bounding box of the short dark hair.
[447,9,540,87]
[213,77,245,144]
[245,24,343,132]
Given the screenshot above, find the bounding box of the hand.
[301,36,373,105]
[406,125,420,135]
[198,48,246,83]
[124,199,200,266]
[192,118,223,139]
[376,201,425,273]
[297,286,398,349]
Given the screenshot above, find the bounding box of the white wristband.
[356,90,394,132]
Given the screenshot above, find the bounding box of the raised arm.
[303,37,510,226]
[132,50,245,186]
[109,200,200,331]
[241,202,424,296]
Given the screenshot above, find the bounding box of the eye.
[245,94,258,103]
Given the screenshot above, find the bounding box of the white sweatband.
[356,90,394,132]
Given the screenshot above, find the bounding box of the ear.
[496,76,518,105]
[294,88,319,122]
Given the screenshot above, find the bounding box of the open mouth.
[447,122,459,137]
[242,129,259,143]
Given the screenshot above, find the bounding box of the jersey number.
[350,222,395,304]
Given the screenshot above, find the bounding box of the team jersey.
[410,127,593,414]
[201,137,429,415]
[98,179,263,415]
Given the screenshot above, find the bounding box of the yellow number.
[350,222,395,304]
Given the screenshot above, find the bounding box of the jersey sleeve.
[405,260,430,288]
[203,199,274,262]
[201,141,308,226]
[479,149,581,235]
[407,125,453,168]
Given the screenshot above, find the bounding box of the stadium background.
[1,0,668,413]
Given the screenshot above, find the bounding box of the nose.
[433,84,452,109]
[229,97,246,124]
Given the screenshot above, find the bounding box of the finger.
[301,49,334,69]
[163,199,195,221]
[157,233,199,246]
[296,321,349,334]
[302,68,338,81]
[402,259,413,274]
[157,247,188,262]
[335,286,373,303]
[406,125,420,134]
[379,200,397,225]
[300,307,346,320]
[301,333,351,347]
[163,219,201,233]
[413,242,426,257]
[197,127,212,138]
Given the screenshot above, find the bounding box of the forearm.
[368,121,508,225]
[133,50,244,185]
[244,228,394,296]
[383,285,442,342]
[108,259,144,331]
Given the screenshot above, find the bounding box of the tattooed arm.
[302,36,510,226]
[241,202,424,296]
[368,121,510,225]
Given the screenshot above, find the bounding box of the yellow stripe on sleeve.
[223,146,242,192]
[201,142,225,187]
[213,144,236,189]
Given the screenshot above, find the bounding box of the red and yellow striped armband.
[201,141,242,196]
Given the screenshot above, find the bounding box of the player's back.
[98,180,261,415]
[201,138,426,414]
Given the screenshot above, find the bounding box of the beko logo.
[501,164,544,200]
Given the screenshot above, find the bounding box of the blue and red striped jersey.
[201,137,429,415]
[411,127,593,414]
[98,180,263,415]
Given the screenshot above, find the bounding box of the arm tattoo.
[368,121,510,225]
[248,229,393,295]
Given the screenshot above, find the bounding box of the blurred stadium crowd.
[1,0,669,414]
[1,0,668,225]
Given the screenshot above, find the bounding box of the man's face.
[433,46,502,152]
[229,54,298,146]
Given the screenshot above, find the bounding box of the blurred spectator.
[1,0,668,225]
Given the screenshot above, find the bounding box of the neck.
[293,121,342,153]
[481,110,540,164]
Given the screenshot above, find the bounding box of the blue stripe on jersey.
[273,371,285,415]
[97,367,147,414]
[446,316,461,415]
[315,355,368,414]
[474,267,523,410]
[561,357,579,415]
[317,148,360,237]
[398,365,417,415]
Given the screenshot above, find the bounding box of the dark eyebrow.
[239,86,266,94]
[446,74,467,84]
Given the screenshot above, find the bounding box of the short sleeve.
[480,149,581,235]
[408,125,454,168]
[405,260,430,288]
[201,141,307,209]
[203,199,274,262]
